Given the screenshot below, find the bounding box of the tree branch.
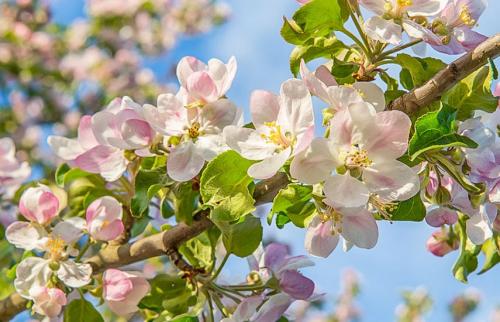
[0,172,290,321]
[388,33,500,114]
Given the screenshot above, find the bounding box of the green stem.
[209,283,242,303]
[76,239,92,262]
[341,28,371,59]
[221,284,266,292]
[210,252,230,282]
[350,11,372,57]
[210,291,229,317]
[378,39,422,60]
[431,153,483,195]
[203,290,215,322]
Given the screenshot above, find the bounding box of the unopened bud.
[426,230,458,257]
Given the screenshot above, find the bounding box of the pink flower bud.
[425,207,458,227]
[30,287,67,318]
[103,269,150,317]
[86,196,124,241]
[19,185,59,225]
[426,230,458,257]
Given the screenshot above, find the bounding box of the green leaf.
[170,317,199,322]
[453,216,481,283]
[281,0,348,45]
[179,227,220,269]
[479,235,500,274]
[219,214,263,257]
[387,194,426,222]
[408,104,478,160]
[394,54,446,90]
[64,299,104,322]
[140,274,196,315]
[269,184,316,228]
[289,36,346,76]
[131,168,166,218]
[443,66,498,120]
[331,57,359,84]
[55,163,92,187]
[200,151,256,222]
[172,182,199,224]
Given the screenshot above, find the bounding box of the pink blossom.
[224,79,314,179]
[19,185,59,225]
[176,56,237,105]
[86,196,124,241]
[0,137,31,196]
[92,97,155,154]
[425,207,459,227]
[48,114,128,182]
[30,287,67,318]
[103,269,150,317]
[426,230,459,257]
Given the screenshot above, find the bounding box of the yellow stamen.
[459,5,476,27]
[320,206,344,234]
[397,0,412,7]
[261,121,291,149]
[369,195,397,221]
[344,145,372,169]
[46,237,65,260]
[187,122,201,139]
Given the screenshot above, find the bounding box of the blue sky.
[46,1,500,321]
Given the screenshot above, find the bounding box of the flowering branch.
[388,33,500,114]
[0,172,289,321]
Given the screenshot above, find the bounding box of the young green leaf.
[200,151,256,222]
[64,299,104,322]
[269,184,316,228]
[408,104,478,160]
[219,214,263,257]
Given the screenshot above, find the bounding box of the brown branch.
[388,33,500,114]
[0,173,289,321]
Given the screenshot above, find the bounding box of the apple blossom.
[18,185,59,225]
[422,0,488,54]
[30,286,67,318]
[9,217,92,299]
[359,0,448,45]
[426,229,459,257]
[86,196,124,241]
[102,269,150,317]
[224,78,314,179]
[176,56,237,106]
[0,137,31,196]
[48,114,128,182]
[291,102,419,203]
[143,93,242,181]
[299,61,386,113]
[91,96,155,155]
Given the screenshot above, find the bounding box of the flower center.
[369,195,397,221]
[344,145,372,169]
[320,206,344,234]
[397,0,412,8]
[261,121,291,149]
[46,237,65,260]
[459,5,476,27]
[187,122,201,139]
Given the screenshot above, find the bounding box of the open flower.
[103,269,150,317]
[8,217,91,299]
[19,185,59,226]
[359,0,448,45]
[305,174,379,257]
[422,0,488,54]
[30,286,67,318]
[300,61,386,114]
[92,96,155,154]
[48,114,128,182]
[176,56,237,106]
[86,196,124,241]
[246,243,315,321]
[0,137,31,196]
[291,102,419,203]
[224,79,314,179]
[143,93,242,181]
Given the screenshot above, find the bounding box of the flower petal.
[247,148,291,179]
[324,174,370,209]
[290,138,338,184]
[167,141,205,182]
[280,270,314,300]
[57,261,92,288]
[364,16,402,45]
[6,222,47,250]
[305,216,339,258]
[341,207,379,249]
[15,257,51,299]
[250,90,280,128]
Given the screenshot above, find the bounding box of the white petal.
[324,174,370,209]
[364,16,402,45]
[341,207,379,249]
[223,126,276,160]
[247,148,291,179]
[466,212,492,245]
[278,79,314,136]
[167,141,205,182]
[15,258,51,299]
[52,217,86,245]
[353,82,385,112]
[57,261,93,288]
[47,136,85,161]
[290,138,338,184]
[6,222,48,251]
[305,216,339,258]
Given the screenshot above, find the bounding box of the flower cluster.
[360,0,487,54]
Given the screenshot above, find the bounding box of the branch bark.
[388,33,500,114]
[0,172,289,321]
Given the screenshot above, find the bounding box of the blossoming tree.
[0,0,500,321]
